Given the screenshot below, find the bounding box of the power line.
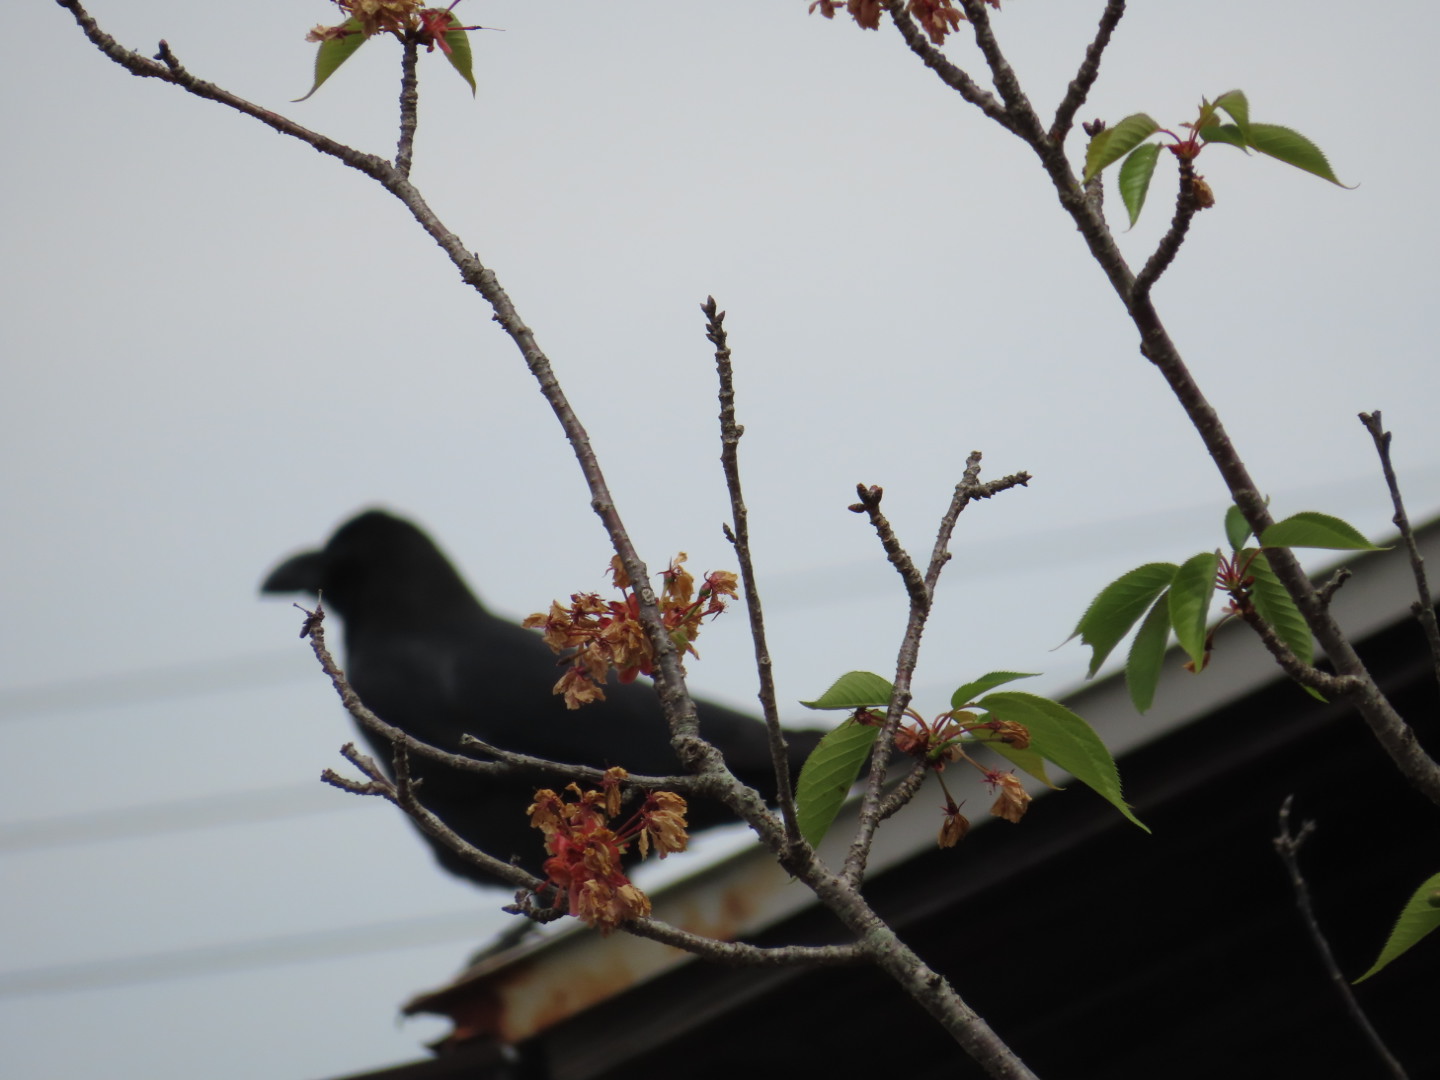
[0,909,508,997]
[0,783,350,853]
[0,484,1424,855]
[0,649,309,721]
[4,478,1425,723]
[0,509,1209,721]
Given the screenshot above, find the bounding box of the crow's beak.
[260,550,325,596]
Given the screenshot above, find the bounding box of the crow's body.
[263,510,821,885]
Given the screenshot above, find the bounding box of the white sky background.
[3,1,1438,1077]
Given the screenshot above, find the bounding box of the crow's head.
[261,509,480,624]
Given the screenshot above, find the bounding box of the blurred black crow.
[262,509,822,885]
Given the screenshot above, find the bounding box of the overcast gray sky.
[4,2,1438,1077]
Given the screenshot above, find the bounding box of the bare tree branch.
[876,759,930,823]
[52,0,736,803]
[624,918,864,967]
[924,456,1032,595]
[1132,158,1202,305]
[456,732,771,803]
[842,483,924,888]
[327,736,868,961]
[841,457,1029,888]
[1273,797,1410,1080]
[851,483,931,609]
[57,3,395,179]
[1050,0,1127,144]
[1317,567,1353,608]
[957,0,1049,146]
[1233,605,1361,700]
[706,297,804,849]
[298,601,785,832]
[870,0,1440,808]
[323,741,544,890]
[1360,411,1440,692]
[395,35,420,178]
[880,1,1016,133]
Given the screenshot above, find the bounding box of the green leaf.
[1260,512,1386,551]
[793,718,880,848]
[951,671,1039,710]
[800,671,895,710]
[1243,550,1315,668]
[1168,551,1220,669]
[984,739,1061,790]
[1224,504,1252,552]
[440,15,477,96]
[1246,123,1354,188]
[979,692,1148,831]
[1117,142,1162,227]
[1212,89,1250,141]
[295,18,367,102]
[1084,113,1161,183]
[1072,563,1179,678]
[1126,590,1172,713]
[1197,123,1249,151]
[1355,872,1440,983]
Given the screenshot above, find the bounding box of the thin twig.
[706,297,803,849]
[1360,411,1440,692]
[877,0,1440,808]
[850,484,931,610]
[876,760,930,823]
[1050,0,1127,144]
[300,603,515,779]
[924,454,1031,595]
[396,35,420,178]
[1132,158,1201,306]
[458,733,744,801]
[52,0,720,797]
[922,455,984,594]
[624,918,864,967]
[842,483,924,888]
[957,0,1049,145]
[323,740,543,889]
[57,4,393,178]
[1273,797,1410,1080]
[329,738,863,959]
[1233,604,1361,699]
[1317,567,1352,608]
[880,1,1016,134]
[57,7,1039,1070]
[301,603,772,813]
[885,0,1141,314]
[842,459,1030,887]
